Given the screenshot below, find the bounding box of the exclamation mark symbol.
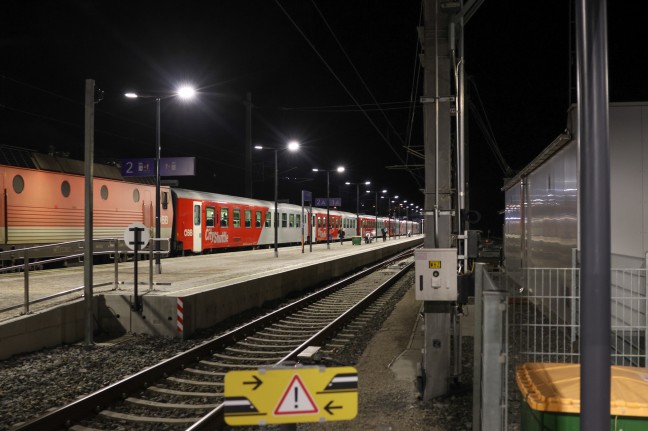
[294,387,298,408]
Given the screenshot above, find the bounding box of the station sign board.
[314,197,342,207]
[224,366,358,426]
[121,157,195,177]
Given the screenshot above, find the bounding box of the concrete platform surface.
[0,236,423,359]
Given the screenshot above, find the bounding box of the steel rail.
[13,247,417,431]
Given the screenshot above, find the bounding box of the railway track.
[13,249,416,431]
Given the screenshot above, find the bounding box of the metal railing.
[0,238,169,316]
[507,267,647,367]
[473,265,648,430]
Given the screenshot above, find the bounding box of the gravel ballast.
[0,271,475,431]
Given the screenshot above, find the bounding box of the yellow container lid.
[516,362,648,417]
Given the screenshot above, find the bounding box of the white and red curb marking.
[177,297,184,334]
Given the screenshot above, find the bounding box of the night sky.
[1,1,647,237]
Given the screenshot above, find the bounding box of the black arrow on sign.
[324,400,343,415]
[243,375,263,390]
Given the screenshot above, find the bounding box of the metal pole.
[387,194,390,239]
[374,191,378,241]
[356,183,360,236]
[577,0,611,429]
[23,249,29,314]
[83,79,95,347]
[149,239,153,290]
[274,149,279,257]
[154,97,162,274]
[301,191,305,253]
[114,240,119,288]
[326,171,330,249]
[245,92,253,198]
[133,229,140,312]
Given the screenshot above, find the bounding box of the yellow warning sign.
[224,366,358,426]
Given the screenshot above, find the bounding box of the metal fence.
[475,266,648,430]
[507,267,647,367]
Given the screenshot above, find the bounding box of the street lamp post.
[346,180,370,236]
[381,189,390,239]
[366,190,378,240]
[392,195,399,237]
[125,85,195,274]
[313,167,345,249]
[255,141,300,257]
[154,97,161,273]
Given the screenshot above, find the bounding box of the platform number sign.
[123,223,150,250]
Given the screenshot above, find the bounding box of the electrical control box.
[414,248,458,301]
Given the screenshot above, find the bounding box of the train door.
[143,190,153,228]
[193,201,202,252]
[0,173,5,244]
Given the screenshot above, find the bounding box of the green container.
[352,236,362,245]
[517,363,648,431]
[520,401,647,431]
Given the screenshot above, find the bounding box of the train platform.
[0,235,423,359]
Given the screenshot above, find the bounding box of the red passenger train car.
[0,147,420,260]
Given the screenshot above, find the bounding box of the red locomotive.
[0,147,419,259]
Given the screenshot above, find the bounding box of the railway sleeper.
[166,376,223,386]
[126,397,219,410]
[147,386,223,397]
[226,346,293,355]
[99,410,200,424]
[211,353,285,362]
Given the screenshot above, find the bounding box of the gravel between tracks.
[0,270,474,431]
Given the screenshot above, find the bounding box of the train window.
[296,214,301,228]
[220,208,229,228]
[265,211,271,228]
[206,207,215,227]
[245,210,252,228]
[282,213,287,228]
[162,192,169,209]
[289,214,294,228]
[233,209,241,227]
[12,175,24,194]
[100,185,109,200]
[193,205,201,225]
[256,211,262,228]
[133,188,140,203]
[61,180,71,198]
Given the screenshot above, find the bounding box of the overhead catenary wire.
[404,0,426,166]
[468,78,515,177]
[274,0,423,189]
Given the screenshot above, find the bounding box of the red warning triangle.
[274,374,319,415]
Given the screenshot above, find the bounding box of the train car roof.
[0,145,154,185]
[172,188,285,208]
[171,188,388,220]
